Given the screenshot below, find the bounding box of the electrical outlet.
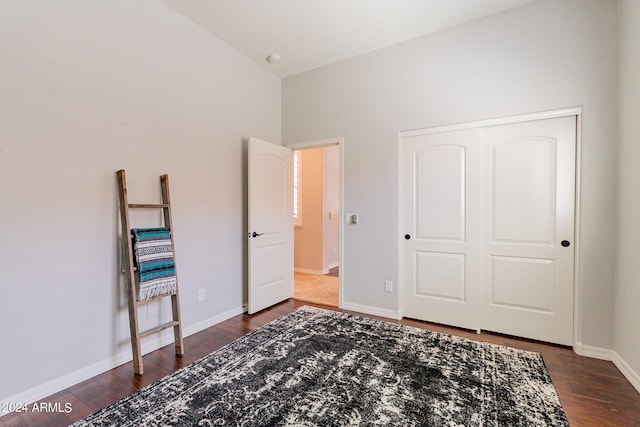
[198,289,206,302]
[385,280,393,292]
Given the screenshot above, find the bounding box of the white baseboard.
[613,352,640,394]
[182,305,246,338]
[573,342,640,395]
[321,263,339,274]
[0,305,245,415]
[340,301,401,320]
[573,342,615,360]
[294,268,324,275]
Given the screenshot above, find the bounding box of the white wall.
[0,0,280,402]
[614,0,640,386]
[283,0,618,348]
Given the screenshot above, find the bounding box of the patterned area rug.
[72,307,568,426]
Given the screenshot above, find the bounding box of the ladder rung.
[136,292,177,306]
[139,321,180,339]
[128,203,170,208]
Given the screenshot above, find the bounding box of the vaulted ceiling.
[161,0,536,78]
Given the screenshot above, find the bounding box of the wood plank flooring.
[3,299,639,426]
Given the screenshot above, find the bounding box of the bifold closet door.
[400,116,576,345]
[400,128,483,331]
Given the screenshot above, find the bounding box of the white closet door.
[400,128,482,331]
[481,116,576,345]
[400,115,576,345]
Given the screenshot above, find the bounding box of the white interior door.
[400,128,482,330]
[481,116,575,345]
[400,115,576,345]
[248,137,293,314]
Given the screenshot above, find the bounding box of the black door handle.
[252,232,264,238]
[561,240,570,247]
[404,234,411,240]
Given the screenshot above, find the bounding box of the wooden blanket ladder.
[116,169,184,375]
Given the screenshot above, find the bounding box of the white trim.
[570,344,640,395]
[338,140,344,309]
[573,342,614,360]
[319,263,339,275]
[572,112,583,349]
[294,268,325,275]
[0,305,245,413]
[293,150,303,227]
[182,305,246,337]
[400,107,583,138]
[341,301,402,320]
[287,137,341,150]
[285,137,344,310]
[613,352,640,394]
[396,123,404,319]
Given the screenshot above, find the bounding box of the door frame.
[286,137,345,309]
[398,107,583,349]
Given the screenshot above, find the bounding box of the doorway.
[286,138,343,307]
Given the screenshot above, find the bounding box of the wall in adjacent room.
[0,0,280,402]
[283,0,618,348]
[322,145,340,271]
[294,148,323,272]
[293,145,340,274]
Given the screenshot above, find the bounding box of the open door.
[248,137,294,314]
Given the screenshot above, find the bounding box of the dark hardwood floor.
[3,299,640,426]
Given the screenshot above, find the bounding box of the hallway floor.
[293,271,338,307]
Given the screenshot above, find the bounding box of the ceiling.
[161,0,536,78]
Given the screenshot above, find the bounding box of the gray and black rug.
[72,306,568,426]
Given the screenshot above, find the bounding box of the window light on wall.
[293,150,302,227]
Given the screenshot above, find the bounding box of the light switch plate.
[345,213,359,224]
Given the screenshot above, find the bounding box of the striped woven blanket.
[131,227,177,301]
